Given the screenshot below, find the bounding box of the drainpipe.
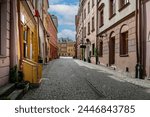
[17,0,23,70]
[135,0,143,79]
[95,0,98,64]
[81,2,84,60]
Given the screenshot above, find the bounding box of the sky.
[48,0,79,40]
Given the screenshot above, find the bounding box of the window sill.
[0,55,7,58]
[118,3,130,12]
[99,24,104,28]
[109,13,116,20]
[120,54,129,57]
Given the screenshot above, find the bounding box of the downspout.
[81,2,84,60]
[135,0,143,79]
[17,0,23,70]
[135,0,139,64]
[96,0,98,64]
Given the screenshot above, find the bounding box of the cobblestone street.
[22,58,150,100]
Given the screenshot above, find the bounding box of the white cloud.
[58,29,76,40]
[48,4,78,25]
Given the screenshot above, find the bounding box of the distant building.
[58,39,75,57]
[51,15,58,28]
[58,37,74,43]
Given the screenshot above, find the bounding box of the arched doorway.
[109,32,115,66]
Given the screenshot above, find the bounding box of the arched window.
[109,31,115,65]
[120,25,129,56]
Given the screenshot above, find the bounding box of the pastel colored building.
[47,14,58,60]
[0,0,18,87]
[140,0,150,79]
[76,0,97,63]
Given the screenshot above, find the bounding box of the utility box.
[22,59,42,87]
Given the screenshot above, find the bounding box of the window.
[92,17,95,32]
[99,9,104,27]
[120,31,128,56]
[30,32,34,59]
[120,0,129,8]
[92,43,95,56]
[110,0,116,18]
[92,0,95,8]
[88,22,90,35]
[84,9,86,19]
[23,27,29,58]
[99,41,103,57]
[88,2,90,14]
[84,27,86,38]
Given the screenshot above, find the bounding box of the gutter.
[96,0,99,64]
[17,0,23,70]
[135,0,143,79]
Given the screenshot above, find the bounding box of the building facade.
[140,0,150,79]
[58,40,76,57]
[47,14,58,60]
[67,42,76,57]
[97,0,137,77]
[43,0,50,63]
[58,42,67,56]
[36,0,46,64]
[76,0,97,63]
[0,0,19,87]
[0,0,50,87]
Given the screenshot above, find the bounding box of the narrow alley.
[22,58,150,100]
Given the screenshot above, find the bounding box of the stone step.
[7,89,24,100]
[0,83,16,99]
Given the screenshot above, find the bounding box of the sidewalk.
[74,59,150,89]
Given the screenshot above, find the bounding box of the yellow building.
[58,40,75,57]
[67,42,75,57]
[18,0,42,86]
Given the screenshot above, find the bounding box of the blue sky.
[48,0,79,40]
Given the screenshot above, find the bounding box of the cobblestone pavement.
[22,58,150,100]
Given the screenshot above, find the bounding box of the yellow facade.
[19,1,42,85]
[20,2,39,62]
[58,42,75,57]
[67,42,75,57]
